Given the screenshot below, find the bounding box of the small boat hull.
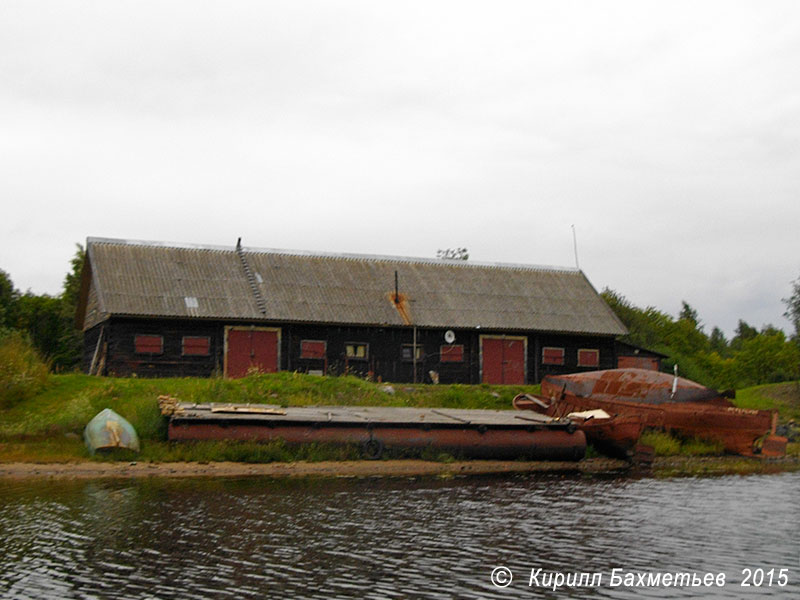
[83,408,141,455]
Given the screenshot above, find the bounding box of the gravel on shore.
[0,457,629,480]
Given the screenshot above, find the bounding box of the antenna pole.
[571,224,580,270]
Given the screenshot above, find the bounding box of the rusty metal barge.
[164,402,587,460]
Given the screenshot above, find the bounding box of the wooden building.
[75,237,627,383]
[615,341,668,371]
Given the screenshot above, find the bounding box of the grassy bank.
[0,372,540,463]
[733,380,800,421]
[2,372,798,466]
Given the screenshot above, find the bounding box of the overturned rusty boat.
[538,368,787,457]
[163,402,587,460]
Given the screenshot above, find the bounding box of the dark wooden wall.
[84,318,221,378]
[84,317,617,383]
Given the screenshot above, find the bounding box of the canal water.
[0,471,797,599]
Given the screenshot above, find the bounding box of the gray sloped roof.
[80,237,627,336]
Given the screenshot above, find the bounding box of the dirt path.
[0,458,630,480]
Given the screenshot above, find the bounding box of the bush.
[0,330,50,408]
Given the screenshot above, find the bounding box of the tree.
[732,329,800,386]
[13,293,63,360]
[1,244,86,371]
[0,269,18,329]
[679,301,700,328]
[783,274,800,339]
[709,326,728,354]
[56,244,85,370]
[62,244,85,308]
[729,320,758,352]
[735,320,758,340]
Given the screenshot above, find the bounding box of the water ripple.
[0,472,798,599]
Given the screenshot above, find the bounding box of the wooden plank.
[88,326,104,376]
[173,402,558,428]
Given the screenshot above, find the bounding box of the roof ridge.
[85,236,580,274]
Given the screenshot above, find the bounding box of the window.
[182,336,210,356]
[578,348,599,367]
[401,344,423,361]
[345,343,368,360]
[542,346,564,365]
[300,340,327,359]
[135,334,163,355]
[440,344,464,362]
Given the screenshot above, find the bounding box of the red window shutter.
[300,340,326,359]
[135,335,163,354]
[578,349,599,367]
[542,347,564,365]
[440,345,464,362]
[183,336,210,356]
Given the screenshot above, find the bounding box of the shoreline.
[0,457,628,480]
[1,455,797,480]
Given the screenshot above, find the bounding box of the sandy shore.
[2,455,796,481]
[0,457,630,480]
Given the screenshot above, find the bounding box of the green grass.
[640,430,725,457]
[734,381,800,422]
[640,430,681,456]
[0,372,541,462]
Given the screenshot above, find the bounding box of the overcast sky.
[2,1,798,338]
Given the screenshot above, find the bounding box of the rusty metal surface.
[537,369,782,456]
[513,393,643,459]
[387,292,413,325]
[760,435,788,457]
[542,368,729,405]
[167,403,586,460]
[168,422,586,460]
[81,237,627,335]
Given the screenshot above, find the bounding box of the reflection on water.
[1,471,798,599]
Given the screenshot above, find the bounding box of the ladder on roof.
[236,238,267,315]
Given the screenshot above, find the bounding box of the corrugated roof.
[82,237,627,336]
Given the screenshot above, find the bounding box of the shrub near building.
[0,330,50,408]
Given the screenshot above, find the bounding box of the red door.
[482,337,526,384]
[226,328,279,378]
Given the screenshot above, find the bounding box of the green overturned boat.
[83,408,140,455]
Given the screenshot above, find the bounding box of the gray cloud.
[1,1,798,336]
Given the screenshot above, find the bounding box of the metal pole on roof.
[571,224,580,270]
[413,325,417,384]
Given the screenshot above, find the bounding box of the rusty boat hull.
[542,368,733,406]
[540,368,784,457]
